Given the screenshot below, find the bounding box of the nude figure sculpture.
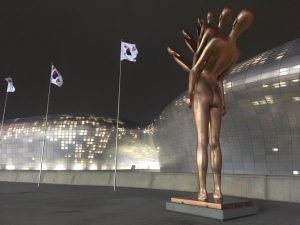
[167,8,253,201]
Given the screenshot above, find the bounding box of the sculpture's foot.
[197,191,208,202]
[213,190,223,200]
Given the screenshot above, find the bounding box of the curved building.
[1,38,300,177]
[154,38,300,176]
[0,114,159,171]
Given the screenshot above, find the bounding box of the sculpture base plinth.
[166,194,258,221]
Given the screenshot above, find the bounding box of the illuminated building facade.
[0,115,159,170]
[1,38,300,176]
[154,38,300,176]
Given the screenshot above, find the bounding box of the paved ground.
[0,182,299,225]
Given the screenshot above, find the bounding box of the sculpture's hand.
[167,47,191,73]
[196,18,205,45]
[196,17,202,38]
[182,29,197,53]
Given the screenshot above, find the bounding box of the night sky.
[0,0,299,125]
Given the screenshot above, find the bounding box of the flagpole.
[0,91,9,139]
[113,40,123,191]
[38,63,52,187]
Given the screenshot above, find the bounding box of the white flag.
[5,77,15,93]
[120,41,138,62]
[51,65,63,87]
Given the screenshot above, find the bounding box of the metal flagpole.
[113,40,123,191]
[0,91,9,139]
[38,63,53,187]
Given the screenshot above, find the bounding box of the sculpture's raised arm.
[168,7,233,75]
[182,29,197,53]
[167,47,191,73]
[196,17,202,39]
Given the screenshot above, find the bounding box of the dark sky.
[0,0,299,125]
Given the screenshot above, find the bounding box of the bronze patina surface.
[168,8,253,201]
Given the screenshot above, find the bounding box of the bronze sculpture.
[168,8,253,201]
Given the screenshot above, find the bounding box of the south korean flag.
[120,41,138,62]
[5,77,15,93]
[50,65,63,87]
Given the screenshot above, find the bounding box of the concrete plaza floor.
[0,182,299,225]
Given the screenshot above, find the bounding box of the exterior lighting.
[279,68,289,75]
[54,165,66,170]
[6,165,15,170]
[294,65,300,69]
[292,97,300,102]
[36,164,48,170]
[293,171,299,175]
[272,148,279,152]
[0,115,159,172]
[89,164,98,170]
[73,164,83,170]
[259,100,267,105]
[265,95,274,104]
[225,82,232,88]
[280,81,287,87]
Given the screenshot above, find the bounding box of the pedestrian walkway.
[0,182,299,225]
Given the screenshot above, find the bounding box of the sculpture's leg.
[193,94,210,201]
[209,107,223,199]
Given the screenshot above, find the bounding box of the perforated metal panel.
[154,38,300,176]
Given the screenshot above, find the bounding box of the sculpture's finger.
[196,17,202,37]
[197,19,206,46]
[167,47,191,73]
[167,47,180,57]
[182,29,197,53]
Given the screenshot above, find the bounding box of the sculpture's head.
[218,7,232,30]
[230,9,253,38]
[207,12,213,25]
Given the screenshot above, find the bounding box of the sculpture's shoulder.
[204,27,215,37]
[206,37,226,51]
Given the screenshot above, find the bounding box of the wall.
[0,171,299,203]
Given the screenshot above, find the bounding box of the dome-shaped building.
[1,38,300,177]
[154,38,300,176]
[0,114,159,171]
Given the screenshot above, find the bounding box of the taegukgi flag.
[120,41,138,62]
[51,65,63,87]
[5,77,15,93]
